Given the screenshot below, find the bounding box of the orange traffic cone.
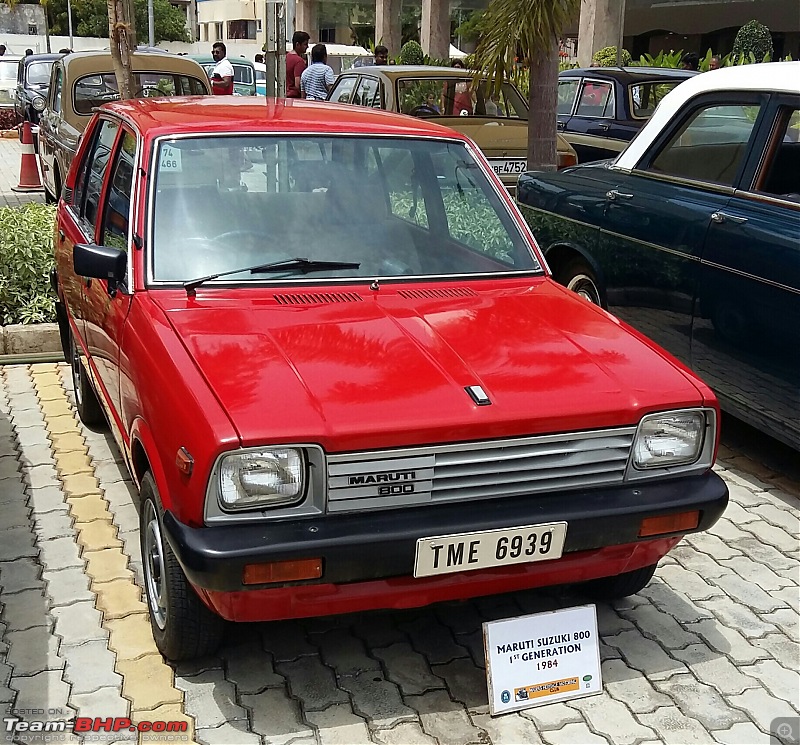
[12,121,43,192]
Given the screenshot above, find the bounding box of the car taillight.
[558,151,578,169]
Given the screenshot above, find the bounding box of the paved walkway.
[0,362,798,745]
[0,137,45,209]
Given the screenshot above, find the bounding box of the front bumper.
[163,470,727,618]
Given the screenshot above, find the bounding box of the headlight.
[632,410,706,469]
[32,96,46,111]
[219,448,305,510]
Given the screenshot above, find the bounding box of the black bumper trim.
[163,471,728,592]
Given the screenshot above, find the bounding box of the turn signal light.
[558,150,579,169]
[639,511,700,537]
[242,558,322,585]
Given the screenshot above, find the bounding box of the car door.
[565,78,619,162]
[329,74,358,104]
[596,95,767,368]
[556,76,580,135]
[82,126,137,427]
[38,63,63,196]
[693,96,800,449]
[352,75,382,109]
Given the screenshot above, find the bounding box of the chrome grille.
[327,428,636,513]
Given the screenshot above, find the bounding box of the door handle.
[557,121,566,129]
[711,211,748,225]
[599,123,611,131]
[606,189,634,201]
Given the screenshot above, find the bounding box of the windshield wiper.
[183,257,361,294]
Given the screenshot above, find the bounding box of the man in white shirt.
[210,42,234,95]
[300,44,335,101]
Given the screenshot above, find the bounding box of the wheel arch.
[129,418,173,512]
[544,242,608,306]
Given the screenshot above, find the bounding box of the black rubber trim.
[162,470,728,592]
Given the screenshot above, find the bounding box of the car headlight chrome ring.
[218,448,305,511]
[631,409,708,470]
[32,95,46,111]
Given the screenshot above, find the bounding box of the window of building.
[214,22,223,40]
[228,20,257,40]
[319,27,336,43]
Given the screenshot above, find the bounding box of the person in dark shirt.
[680,52,699,71]
[286,31,310,98]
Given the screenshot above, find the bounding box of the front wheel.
[140,472,225,661]
[581,563,658,600]
[70,331,104,426]
[556,259,602,306]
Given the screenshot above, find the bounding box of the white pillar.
[577,0,622,67]
[421,0,450,60]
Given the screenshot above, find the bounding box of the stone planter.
[2,322,62,356]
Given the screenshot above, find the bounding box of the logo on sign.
[500,690,511,704]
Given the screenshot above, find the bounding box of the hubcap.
[567,274,600,305]
[143,500,168,630]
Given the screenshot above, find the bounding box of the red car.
[52,97,728,661]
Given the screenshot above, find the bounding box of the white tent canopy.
[449,44,468,58]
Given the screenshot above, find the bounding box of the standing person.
[373,45,389,65]
[255,53,264,64]
[210,42,234,95]
[24,48,33,57]
[301,44,335,100]
[286,31,310,98]
[0,45,6,56]
[708,54,722,70]
[680,52,699,71]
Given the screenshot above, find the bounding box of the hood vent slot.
[273,292,363,305]
[398,287,477,300]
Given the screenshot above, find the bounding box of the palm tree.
[471,0,579,171]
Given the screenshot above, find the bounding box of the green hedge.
[0,203,57,325]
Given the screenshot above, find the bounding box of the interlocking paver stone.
[652,673,748,729]
[752,632,799,665]
[67,494,111,523]
[604,629,688,680]
[0,588,52,631]
[721,556,796,590]
[727,687,798,734]
[274,655,348,711]
[541,722,610,744]
[20,443,59,468]
[338,673,417,726]
[93,578,145,619]
[406,690,486,745]
[84,548,131,584]
[752,503,800,535]
[619,600,700,649]
[24,464,60,490]
[15,426,52,450]
[106,613,157,660]
[75,518,121,550]
[471,712,545,745]
[567,695,656,744]
[594,603,636,636]
[37,535,82,568]
[708,572,788,613]
[683,532,743,561]
[741,520,798,553]
[0,558,41,593]
[741,660,800,711]
[196,722,262,745]
[0,455,21,480]
[655,563,724,600]
[373,642,444,695]
[242,687,314,744]
[223,647,283,694]
[305,703,372,745]
[430,658,489,713]
[62,639,123,694]
[712,722,772,745]
[10,669,71,716]
[402,617,469,665]
[33,508,74,540]
[262,620,317,661]
[52,601,107,646]
[4,628,63,674]
[117,654,182,709]
[687,618,771,665]
[522,702,584,730]
[0,526,37,560]
[671,644,760,696]
[69,686,130,719]
[373,721,438,745]
[637,706,716,744]
[697,596,779,637]
[175,669,248,728]
[28,485,72,515]
[316,627,381,676]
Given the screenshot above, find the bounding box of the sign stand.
[483,604,603,715]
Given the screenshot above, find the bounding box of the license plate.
[414,522,567,578]
[489,159,527,176]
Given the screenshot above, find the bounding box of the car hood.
[440,117,571,155]
[157,280,706,451]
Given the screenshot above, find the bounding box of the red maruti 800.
[52,97,728,661]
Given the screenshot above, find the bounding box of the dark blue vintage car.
[557,67,696,163]
[520,62,800,450]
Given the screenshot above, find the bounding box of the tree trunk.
[527,36,559,171]
[108,0,137,100]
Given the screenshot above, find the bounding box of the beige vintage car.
[328,65,578,192]
[38,51,210,202]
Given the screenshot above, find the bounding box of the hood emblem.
[465,385,491,406]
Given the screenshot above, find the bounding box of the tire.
[556,259,602,306]
[140,472,225,661]
[69,331,105,426]
[582,563,658,600]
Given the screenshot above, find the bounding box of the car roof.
[61,50,206,78]
[190,54,254,67]
[559,67,697,82]
[615,61,800,169]
[22,53,63,64]
[341,65,480,78]
[100,96,468,140]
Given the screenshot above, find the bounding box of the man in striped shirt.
[300,44,335,100]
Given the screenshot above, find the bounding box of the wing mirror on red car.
[73,243,126,294]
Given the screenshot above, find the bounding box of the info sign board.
[483,604,602,715]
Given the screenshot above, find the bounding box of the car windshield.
[73,72,207,114]
[396,78,528,119]
[149,134,540,284]
[0,60,16,82]
[27,61,55,86]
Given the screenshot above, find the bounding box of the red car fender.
[128,416,173,511]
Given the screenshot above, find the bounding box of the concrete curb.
[2,322,62,356]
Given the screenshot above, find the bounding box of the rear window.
[27,61,55,86]
[73,72,207,114]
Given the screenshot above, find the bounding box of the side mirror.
[74,243,126,290]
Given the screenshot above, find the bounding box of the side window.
[82,119,120,233]
[755,106,800,200]
[353,77,381,109]
[330,76,356,104]
[648,102,762,186]
[51,67,63,114]
[557,79,579,115]
[575,80,613,117]
[101,131,136,253]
